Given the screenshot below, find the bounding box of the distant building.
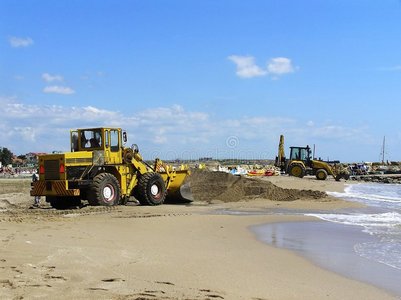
[25,152,47,167]
[12,155,24,166]
[199,157,213,162]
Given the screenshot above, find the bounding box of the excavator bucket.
[159,170,193,203]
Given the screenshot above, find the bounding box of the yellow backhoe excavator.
[275,135,349,181]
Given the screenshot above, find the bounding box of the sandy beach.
[0,175,397,299]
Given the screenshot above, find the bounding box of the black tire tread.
[48,196,80,209]
[88,173,120,206]
[136,172,166,206]
[289,164,305,178]
[316,169,328,180]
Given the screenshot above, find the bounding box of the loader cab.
[71,128,102,151]
[289,146,312,165]
[70,127,126,164]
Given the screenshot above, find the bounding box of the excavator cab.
[289,146,312,165]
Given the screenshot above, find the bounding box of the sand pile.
[187,170,326,203]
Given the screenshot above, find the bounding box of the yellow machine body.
[285,145,348,181]
[31,127,190,208]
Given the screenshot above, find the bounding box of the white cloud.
[13,127,36,142]
[310,125,358,139]
[267,57,296,75]
[153,135,168,145]
[42,73,64,82]
[228,55,297,79]
[0,96,377,162]
[43,86,75,95]
[228,55,267,78]
[9,37,34,48]
[380,65,401,72]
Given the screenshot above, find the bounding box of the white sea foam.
[306,212,401,229]
[308,183,401,270]
[354,241,401,270]
[328,183,401,209]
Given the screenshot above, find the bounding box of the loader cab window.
[80,129,102,149]
[296,148,311,161]
[289,148,298,160]
[290,147,309,161]
[299,148,309,161]
[71,131,78,152]
[105,131,109,148]
[110,130,119,152]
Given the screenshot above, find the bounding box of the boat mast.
[381,136,386,165]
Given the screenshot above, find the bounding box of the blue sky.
[1,0,400,162]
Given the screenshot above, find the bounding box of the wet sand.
[252,220,401,297]
[0,176,397,299]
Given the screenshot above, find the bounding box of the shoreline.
[256,177,401,297]
[251,218,401,298]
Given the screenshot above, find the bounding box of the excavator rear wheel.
[136,172,166,206]
[288,164,305,178]
[316,169,328,180]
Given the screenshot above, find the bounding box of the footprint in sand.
[88,287,108,291]
[0,279,15,289]
[101,278,125,282]
[155,281,174,286]
[44,274,67,281]
[199,289,225,299]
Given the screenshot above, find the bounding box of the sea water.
[252,183,401,296]
[310,183,401,271]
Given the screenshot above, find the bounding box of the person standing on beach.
[32,170,41,207]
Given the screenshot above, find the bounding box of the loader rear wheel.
[136,172,166,206]
[88,173,120,206]
[288,164,305,178]
[47,196,80,209]
[316,169,328,180]
[47,196,67,209]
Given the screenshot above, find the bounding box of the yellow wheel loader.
[286,145,349,181]
[30,127,190,209]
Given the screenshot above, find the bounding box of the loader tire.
[316,169,328,180]
[48,196,80,209]
[136,172,166,206]
[47,196,67,209]
[335,173,350,181]
[88,173,120,206]
[288,164,305,178]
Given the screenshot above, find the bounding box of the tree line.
[0,147,14,166]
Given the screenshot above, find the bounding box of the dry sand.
[0,174,396,299]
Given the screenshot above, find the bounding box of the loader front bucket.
[160,170,193,203]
